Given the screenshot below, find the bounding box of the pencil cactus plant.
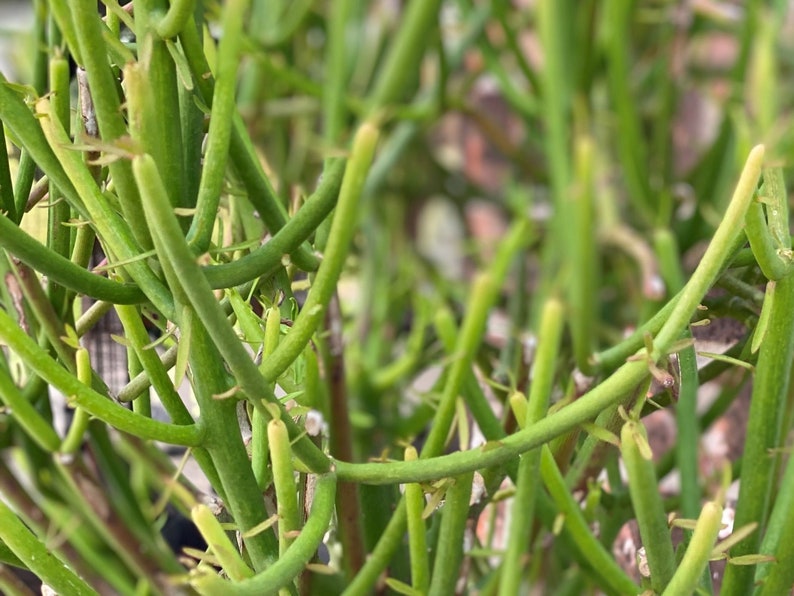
[0,1,793,595]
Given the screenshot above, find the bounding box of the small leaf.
[552,513,565,535]
[666,337,696,353]
[228,289,264,346]
[174,308,192,387]
[508,392,528,429]
[480,440,504,452]
[3,81,38,99]
[212,386,241,400]
[726,554,776,566]
[642,332,655,355]
[182,547,219,565]
[696,351,754,371]
[166,39,195,91]
[752,281,775,353]
[109,334,131,347]
[92,249,157,272]
[648,360,675,388]
[240,514,279,538]
[670,518,698,531]
[629,423,654,461]
[580,423,620,447]
[173,207,198,217]
[384,578,422,596]
[304,563,336,575]
[60,325,80,349]
[86,152,124,166]
[711,522,758,556]
[62,219,92,227]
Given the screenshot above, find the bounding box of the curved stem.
[202,159,346,288]
[0,213,145,304]
[132,153,330,472]
[191,473,337,596]
[652,145,764,353]
[334,358,650,484]
[258,123,379,383]
[155,0,196,38]
[0,307,203,447]
[177,19,320,272]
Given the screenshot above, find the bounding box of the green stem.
[46,53,74,317]
[258,123,378,383]
[403,447,430,593]
[113,304,193,424]
[155,0,197,38]
[0,499,98,596]
[755,426,794,594]
[335,358,650,484]
[722,272,794,595]
[500,299,565,595]
[744,198,791,281]
[677,335,701,520]
[134,0,187,211]
[187,317,279,569]
[60,348,93,453]
[0,307,203,446]
[186,0,249,253]
[132,153,329,472]
[202,159,346,288]
[0,122,16,221]
[66,0,153,250]
[662,502,723,596]
[433,307,519,473]
[538,0,572,259]
[191,473,336,596]
[47,0,83,64]
[368,0,444,111]
[428,472,474,596]
[541,446,642,594]
[0,367,60,452]
[651,145,764,354]
[341,502,407,596]
[570,135,597,374]
[620,418,676,592]
[36,98,175,317]
[603,0,653,223]
[177,18,319,272]
[323,0,355,147]
[421,219,530,458]
[268,418,301,556]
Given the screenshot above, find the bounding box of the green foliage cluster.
[0,1,794,595]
